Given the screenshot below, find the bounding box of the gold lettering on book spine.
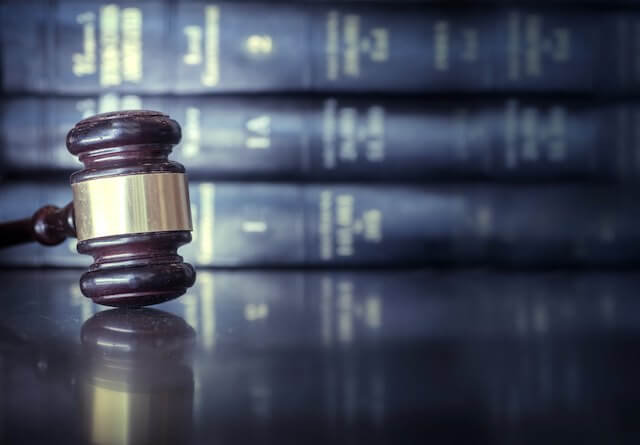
[202,5,220,86]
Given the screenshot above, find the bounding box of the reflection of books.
[4,95,640,183]
[3,2,640,93]
[1,267,639,441]
[0,182,638,266]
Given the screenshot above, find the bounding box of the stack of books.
[1,1,639,267]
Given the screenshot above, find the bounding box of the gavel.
[0,110,196,307]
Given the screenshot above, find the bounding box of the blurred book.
[2,95,639,183]
[2,2,640,94]
[0,181,638,267]
[2,268,639,344]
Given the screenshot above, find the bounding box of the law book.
[3,268,639,348]
[0,181,638,267]
[2,2,640,94]
[2,95,638,182]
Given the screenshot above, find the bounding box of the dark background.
[1,1,639,443]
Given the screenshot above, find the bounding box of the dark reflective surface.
[0,269,639,444]
[80,309,195,445]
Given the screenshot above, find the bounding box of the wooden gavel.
[0,110,196,307]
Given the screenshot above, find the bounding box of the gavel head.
[67,110,196,307]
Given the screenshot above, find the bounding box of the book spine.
[0,182,638,267]
[6,269,638,347]
[2,2,639,93]
[2,95,638,182]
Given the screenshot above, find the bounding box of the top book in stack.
[1,1,638,94]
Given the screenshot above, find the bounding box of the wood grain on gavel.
[0,110,196,307]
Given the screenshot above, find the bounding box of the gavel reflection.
[80,308,196,445]
[0,111,196,307]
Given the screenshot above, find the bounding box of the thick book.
[2,95,638,182]
[3,268,639,346]
[2,2,639,93]
[0,182,638,267]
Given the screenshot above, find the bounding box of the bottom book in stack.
[0,182,637,267]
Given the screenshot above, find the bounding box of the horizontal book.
[0,182,638,267]
[2,2,640,93]
[3,268,639,346]
[2,95,639,182]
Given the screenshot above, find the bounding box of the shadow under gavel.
[0,110,196,307]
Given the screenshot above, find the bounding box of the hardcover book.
[3,2,639,93]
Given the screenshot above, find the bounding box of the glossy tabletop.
[0,268,638,444]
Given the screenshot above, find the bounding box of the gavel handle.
[0,203,76,248]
